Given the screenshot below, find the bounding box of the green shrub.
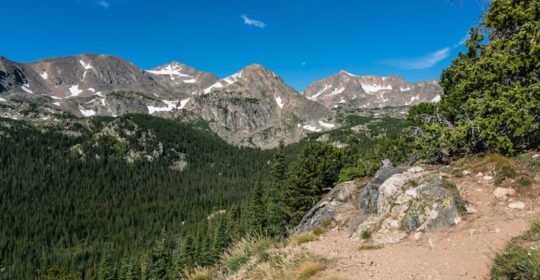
[497,164,517,180]
[518,176,534,187]
[360,230,372,240]
[491,221,540,280]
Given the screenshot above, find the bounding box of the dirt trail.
[301,172,540,280]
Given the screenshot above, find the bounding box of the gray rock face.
[296,166,462,244]
[190,64,335,148]
[302,71,442,111]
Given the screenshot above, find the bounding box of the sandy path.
[300,173,540,280]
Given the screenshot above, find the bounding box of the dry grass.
[186,266,213,280]
[358,243,384,251]
[294,261,325,280]
[290,232,319,246]
[448,152,540,189]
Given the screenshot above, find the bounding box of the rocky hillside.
[188,64,335,148]
[302,71,442,111]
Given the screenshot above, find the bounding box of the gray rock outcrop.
[296,166,463,244]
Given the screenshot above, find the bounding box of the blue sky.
[1,0,486,90]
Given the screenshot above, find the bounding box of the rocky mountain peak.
[203,64,287,96]
[302,70,442,111]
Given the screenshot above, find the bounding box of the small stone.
[493,187,516,199]
[463,170,472,176]
[483,175,493,181]
[508,202,525,209]
[413,232,422,240]
[476,172,484,177]
[532,154,539,159]
[466,206,478,214]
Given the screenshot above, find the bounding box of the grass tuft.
[290,232,319,246]
[358,243,384,250]
[186,267,213,280]
[313,226,329,236]
[295,261,325,280]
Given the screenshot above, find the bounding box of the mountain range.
[0,54,442,148]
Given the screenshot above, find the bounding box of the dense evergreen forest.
[0,112,403,279]
[0,115,287,279]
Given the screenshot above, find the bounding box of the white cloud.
[97,0,110,8]
[382,47,451,70]
[241,15,266,28]
[302,61,307,66]
[453,33,470,48]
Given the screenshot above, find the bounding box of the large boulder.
[296,166,464,244]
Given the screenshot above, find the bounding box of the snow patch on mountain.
[224,73,242,85]
[79,105,96,117]
[40,72,48,80]
[406,95,420,105]
[303,125,322,132]
[309,84,332,100]
[328,87,345,96]
[147,100,178,114]
[318,120,335,129]
[146,64,193,81]
[431,95,441,103]
[79,60,92,70]
[362,83,393,94]
[0,97,6,102]
[275,95,284,109]
[21,84,33,94]
[179,98,190,109]
[69,85,83,97]
[203,82,224,94]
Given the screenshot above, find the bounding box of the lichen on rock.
[296,165,466,244]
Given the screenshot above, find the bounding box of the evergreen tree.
[148,232,169,279]
[97,251,115,280]
[410,0,540,157]
[244,180,266,231]
[282,143,343,225]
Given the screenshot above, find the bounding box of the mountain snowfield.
[0,54,441,148]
